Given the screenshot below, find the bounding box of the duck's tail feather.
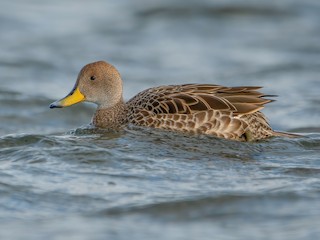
[273,131,302,138]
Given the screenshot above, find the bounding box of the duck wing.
[127,84,273,116]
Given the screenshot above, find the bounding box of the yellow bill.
[50,87,85,108]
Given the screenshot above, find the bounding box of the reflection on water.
[0,0,320,239]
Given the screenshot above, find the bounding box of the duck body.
[50,61,295,141]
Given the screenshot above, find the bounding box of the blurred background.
[1,0,320,135]
[1,1,320,240]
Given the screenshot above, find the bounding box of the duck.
[50,61,297,141]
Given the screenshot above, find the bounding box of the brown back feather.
[127,84,274,116]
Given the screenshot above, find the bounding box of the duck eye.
[90,76,96,81]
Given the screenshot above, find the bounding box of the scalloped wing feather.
[128,84,272,115]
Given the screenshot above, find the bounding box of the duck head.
[50,61,123,109]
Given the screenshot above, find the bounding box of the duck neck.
[92,100,127,129]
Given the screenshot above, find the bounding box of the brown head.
[50,61,123,109]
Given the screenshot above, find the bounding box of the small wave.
[97,192,316,221]
[283,167,320,176]
[0,134,54,148]
[136,4,294,19]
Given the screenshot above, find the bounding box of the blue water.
[0,0,320,239]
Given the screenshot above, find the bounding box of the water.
[1,0,320,239]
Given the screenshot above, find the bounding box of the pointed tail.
[273,131,302,138]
